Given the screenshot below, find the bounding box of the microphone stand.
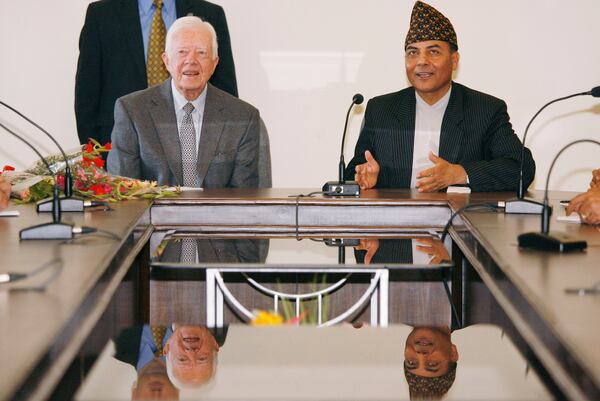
[505,88,598,214]
[0,122,74,240]
[0,100,91,213]
[322,94,363,196]
[518,139,600,252]
[324,238,360,264]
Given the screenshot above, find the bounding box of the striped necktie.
[146,0,169,86]
[179,102,198,187]
[150,325,167,356]
[180,238,198,264]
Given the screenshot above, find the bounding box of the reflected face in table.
[404,326,458,378]
[164,325,219,388]
[132,358,179,400]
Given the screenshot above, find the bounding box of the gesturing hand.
[355,238,380,264]
[590,168,600,190]
[566,190,600,225]
[415,152,467,192]
[354,150,380,190]
[414,237,451,264]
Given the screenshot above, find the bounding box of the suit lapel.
[118,0,146,83]
[175,0,192,17]
[197,85,225,186]
[150,80,183,184]
[439,82,465,163]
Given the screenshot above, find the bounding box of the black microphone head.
[352,93,364,105]
[591,86,600,98]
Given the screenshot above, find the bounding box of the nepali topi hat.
[405,1,458,50]
[404,363,457,400]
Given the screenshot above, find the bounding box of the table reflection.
[131,358,178,400]
[76,322,552,401]
[153,235,451,267]
[354,238,451,265]
[156,238,267,264]
[114,324,227,399]
[404,326,457,400]
[150,235,454,327]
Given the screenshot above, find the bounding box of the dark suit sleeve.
[107,98,142,179]
[229,109,260,188]
[344,104,394,187]
[210,7,238,97]
[113,326,143,368]
[460,101,535,192]
[75,4,102,145]
[345,117,369,181]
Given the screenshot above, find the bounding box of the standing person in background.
[75,0,238,147]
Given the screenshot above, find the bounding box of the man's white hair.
[165,351,218,390]
[165,16,218,60]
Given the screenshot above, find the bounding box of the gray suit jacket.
[108,81,261,188]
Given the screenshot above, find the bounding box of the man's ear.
[451,51,460,71]
[161,52,169,69]
[450,344,459,362]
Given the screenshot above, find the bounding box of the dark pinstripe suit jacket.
[345,82,535,192]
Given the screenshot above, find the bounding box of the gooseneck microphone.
[323,93,364,196]
[339,94,364,182]
[0,100,96,213]
[0,122,75,239]
[518,139,600,252]
[505,86,600,214]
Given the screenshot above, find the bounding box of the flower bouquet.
[1,139,179,203]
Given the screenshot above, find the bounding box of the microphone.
[0,100,96,213]
[322,93,364,196]
[324,238,360,264]
[0,122,74,240]
[588,86,600,97]
[0,257,62,284]
[517,139,600,252]
[505,86,600,214]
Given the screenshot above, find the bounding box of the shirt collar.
[138,0,176,17]
[171,79,208,114]
[415,85,452,111]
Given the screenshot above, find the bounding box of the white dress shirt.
[410,88,451,188]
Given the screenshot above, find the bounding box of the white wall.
[1,0,599,191]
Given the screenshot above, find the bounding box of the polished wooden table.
[0,200,152,401]
[1,188,598,400]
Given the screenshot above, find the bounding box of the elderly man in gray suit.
[108,16,262,188]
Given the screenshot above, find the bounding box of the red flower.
[74,180,87,191]
[93,157,105,168]
[3,165,15,171]
[82,157,93,167]
[85,143,93,154]
[90,184,109,195]
[105,142,112,150]
[56,174,65,190]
